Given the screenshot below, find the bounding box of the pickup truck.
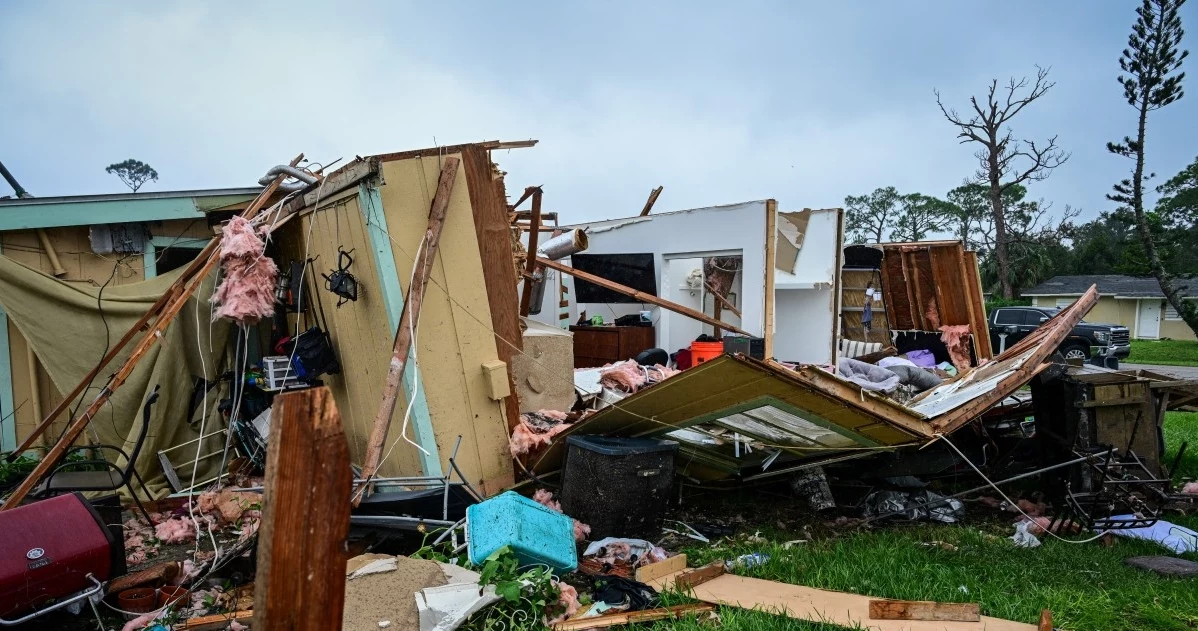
[988,306,1131,360]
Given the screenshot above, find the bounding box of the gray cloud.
[2,1,1196,225]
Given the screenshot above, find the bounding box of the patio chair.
[33,387,160,524]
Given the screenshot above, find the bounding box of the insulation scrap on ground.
[534,488,592,541]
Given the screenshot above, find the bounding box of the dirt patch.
[342,555,446,630]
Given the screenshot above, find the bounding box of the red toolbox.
[0,492,121,624]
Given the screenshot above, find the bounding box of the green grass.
[636,413,1198,631]
[1129,339,1198,367]
[1164,411,1198,482]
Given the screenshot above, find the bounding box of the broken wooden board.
[552,603,714,630]
[183,610,253,630]
[869,599,980,622]
[674,562,724,591]
[647,572,1037,631]
[634,554,687,584]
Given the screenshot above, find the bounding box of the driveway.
[1120,363,1198,380]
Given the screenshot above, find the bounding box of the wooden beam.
[510,186,538,211]
[639,185,663,217]
[252,387,351,631]
[675,562,725,591]
[1078,396,1147,408]
[537,257,753,337]
[1038,609,1052,631]
[706,281,742,318]
[1,154,304,508]
[461,146,523,433]
[185,611,254,630]
[764,199,777,358]
[552,604,714,630]
[868,599,980,622]
[519,188,543,317]
[358,156,459,497]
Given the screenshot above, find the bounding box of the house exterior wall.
[1031,294,1196,341]
[0,219,207,450]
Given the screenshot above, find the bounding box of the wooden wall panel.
[378,155,515,495]
[277,196,424,479]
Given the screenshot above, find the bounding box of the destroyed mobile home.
[0,141,1195,631]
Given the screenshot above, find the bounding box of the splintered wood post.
[252,387,351,631]
[1,155,304,509]
[537,257,754,337]
[519,187,543,317]
[639,185,664,216]
[358,157,460,499]
[1038,609,1053,631]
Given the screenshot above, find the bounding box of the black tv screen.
[571,253,657,303]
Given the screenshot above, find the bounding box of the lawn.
[638,412,1198,631]
[1129,339,1198,367]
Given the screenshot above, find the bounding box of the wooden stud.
[537,257,753,337]
[1,155,303,508]
[868,599,980,622]
[764,200,777,358]
[461,146,524,432]
[639,185,664,217]
[552,603,714,630]
[252,387,351,631]
[358,157,459,497]
[1038,609,1052,631]
[674,562,725,591]
[519,188,543,317]
[185,611,254,630]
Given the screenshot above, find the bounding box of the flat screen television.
[571,253,657,304]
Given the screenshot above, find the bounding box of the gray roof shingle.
[1023,275,1198,298]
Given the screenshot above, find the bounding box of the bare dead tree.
[936,66,1070,298]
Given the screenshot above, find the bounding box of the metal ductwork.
[537,229,589,261]
[258,165,318,193]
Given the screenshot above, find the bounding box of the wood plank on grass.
[869,599,981,621]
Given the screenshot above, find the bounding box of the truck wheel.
[1062,344,1089,360]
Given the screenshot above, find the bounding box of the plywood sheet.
[651,572,1035,631]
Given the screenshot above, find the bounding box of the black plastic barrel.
[559,435,679,539]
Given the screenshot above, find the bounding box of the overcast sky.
[2,1,1197,225]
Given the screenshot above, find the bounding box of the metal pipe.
[35,230,67,277]
[537,229,588,261]
[257,165,317,192]
[25,345,44,446]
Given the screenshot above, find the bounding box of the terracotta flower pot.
[117,587,156,613]
[157,585,191,608]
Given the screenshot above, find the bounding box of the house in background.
[1023,275,1197,341]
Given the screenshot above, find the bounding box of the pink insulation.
[939,325,973,371]
[546,582,581,625]
[600,362,647,392]
[509,410,572,458]
[155,517,197,545]
[533,488,592,542]
[211,215,278,325]
[1181,481,1198,494]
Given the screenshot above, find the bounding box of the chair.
[34,387,160,524]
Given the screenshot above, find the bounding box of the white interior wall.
[528,202,770,349]
[774,209,842,364]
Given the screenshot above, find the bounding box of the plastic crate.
[261,355,298,390]
[466,491,577,573]
[560,435,678,538]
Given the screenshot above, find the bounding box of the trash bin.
[560,435,678,539]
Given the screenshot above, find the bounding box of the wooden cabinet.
[569,325,656,368]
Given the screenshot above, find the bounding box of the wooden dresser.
[569,325,657,368]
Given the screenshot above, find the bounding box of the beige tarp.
[0,255,231,499]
